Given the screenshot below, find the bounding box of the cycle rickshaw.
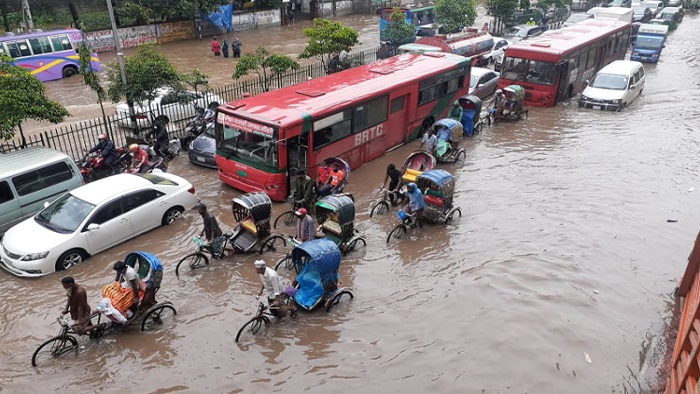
[176,191,287,275]
[32,252,176,366]
[369,150,435,218]
[315,194,366,254]
[457,95,484,137]
[432,118,467,164]
[237,239,353,343]
[273,157,351,229]
[488,84,529,124]
[386,169,462,242]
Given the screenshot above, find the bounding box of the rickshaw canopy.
[458,95,483,114]
[231,191,272,224]
[433,118,462,130]
[124,251,163,289]
[292,238,342,310]
[315,194,356,225]
[417,169,454,186]
[504,85,525,102]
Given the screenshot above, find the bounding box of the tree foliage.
[106,43,183,105]
[298,19,359,72]
[0,54,70,144]
[182,69,211,95]
[382,8,415,46]
[116,0,229,23]
[489,0,520,19]
[535,0,572,13]
[434,0,478,34]
[77,41,106,102]
[233,47,300,92]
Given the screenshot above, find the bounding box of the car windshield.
[640,2,658,9]
[501,57,557,86]
[34,193,95,234]
[589,73,629,90]
[218,122,278,170]
[469,75,480,88]
[140,173,178,186]
[204,123,216,137]
[635,35,665,49]
[566,14,590,23]
[508,27,529,37]
[660,12,675,20]
[632,7,647,14]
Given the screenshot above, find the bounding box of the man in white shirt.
[255,260,294,317]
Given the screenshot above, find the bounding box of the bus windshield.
[501,57,557,86]
[218,124,278,170]
[635,36,664,49]
[589,73,629,90]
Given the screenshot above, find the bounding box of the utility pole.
[106,0,137,131]
[21,0,33,31]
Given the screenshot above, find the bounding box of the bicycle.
[31,314,103,367]
[274,236,303,275]
[386,209,420,243]
[369,187,407,218]
[235,295,296,343]
[175,232,235,276]
[273,197,316,229]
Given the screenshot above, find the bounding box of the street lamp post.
[106,0,138,131]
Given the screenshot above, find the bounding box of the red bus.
[498,19,631,107]
[215,52,471,201]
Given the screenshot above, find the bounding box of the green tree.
[182,69,211,95]
[106,43,183,128]
[382,8,415,46]
[77,40,111,136]
[489,0,520,20]
[0,54,70,146]
[298,19,359,73]
[434,0,478,34]
[234,47,300,92]
[117,0,230,23]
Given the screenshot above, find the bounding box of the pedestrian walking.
[222,38,230,58]
[211,36,221,57]
[232,37,242,58]
[287,4,296,25]
[482,22,490,33]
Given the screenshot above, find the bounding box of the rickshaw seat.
[322,220,342,236]
[424,194,445,207]
[403,168,422,183]
[240,217,257,234]
[232,225,257,251]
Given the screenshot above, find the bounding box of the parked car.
[604,0,632,7]
[505,25,544,41]
[116,88,222,129]
[0,173,199,277]
[657,6,684,27]
[469,67,500,99]
[666,0,683,6]
[632,6,654,21]
[578,60,646,111]
[640,0,665,15]
[482,38,511,66]
[187,123,217,168]
[563,12,594,26]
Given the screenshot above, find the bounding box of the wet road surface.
[3,12,700,394]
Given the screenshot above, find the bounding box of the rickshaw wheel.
[235,317,269,342]
[141,303,177,331]
[273,211,296,229]
[455,150,466,164]
[475,122,483,134]
[175,252,209,277]
[386,224,407,243]
[344,237,366,255]
[32,335,79,367]
[274,255,295,275]
[370,201,389,217]
[445,207,462,225]
[326,290,354,312]
[518,110,529,121]
[259,235,287,254]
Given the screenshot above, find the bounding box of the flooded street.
[3,12,700,394]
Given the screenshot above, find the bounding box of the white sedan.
[0,173,199,277]
[116,88,223,129]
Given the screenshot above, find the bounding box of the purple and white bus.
[0,29,101,82]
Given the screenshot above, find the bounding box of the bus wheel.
[62,66,79,78]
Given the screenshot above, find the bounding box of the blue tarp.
[207,4,233,33]
[417,169,454,186]
[292,238,341,311]
[462,110,476,136]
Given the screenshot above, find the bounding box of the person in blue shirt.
[405,182,425,228]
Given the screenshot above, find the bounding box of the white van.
[578,60,646,111]
[0,147,83,235]
[589,6,635,22]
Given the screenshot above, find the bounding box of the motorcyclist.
[85,133,118,169]
[147,120,170,158]
[129,143,150,173]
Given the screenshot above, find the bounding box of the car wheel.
[55,249,86,272]
[162,206,184,225]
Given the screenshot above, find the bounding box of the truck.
[630,23,668,63]
[404,29,495,66]
[588,6,635,22]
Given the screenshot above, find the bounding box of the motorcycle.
[79,147,128,183]
[124,155,167,174]
[180,106,215,152]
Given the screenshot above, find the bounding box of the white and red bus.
[215,52,471,201]
[498,19,631,107]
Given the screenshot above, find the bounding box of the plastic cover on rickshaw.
[433,118,463,157]
[416,169,456,207]
[504,85,526,103]
[124,251,163,289]
[231,191,272,236]
[291,238,342,310]
[458,95,482,136]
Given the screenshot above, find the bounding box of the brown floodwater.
[3,12,700,394]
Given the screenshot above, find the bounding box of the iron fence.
[0,47,378,161]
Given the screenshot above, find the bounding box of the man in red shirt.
[318,162,345,197]
[316,161,330,191]
[129,144,150,173]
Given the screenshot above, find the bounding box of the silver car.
[469,67,500,99]
[115,88,222,129]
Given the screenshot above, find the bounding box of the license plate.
[591,105,601,110]
[196,156,206,163]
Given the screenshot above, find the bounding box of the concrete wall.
[232,9,282,31]
[85,21,194,53]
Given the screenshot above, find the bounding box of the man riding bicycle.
[294,207,315,243]
[290,168,315,211]
[255,260,296,317]
[61,276,105,335]
[405,182,426,228]
[195,203,223,254]
[382,163,405,206]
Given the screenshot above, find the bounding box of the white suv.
[578,60,646,111]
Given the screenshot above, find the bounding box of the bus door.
[555,59,577,103]
[286,128,309,173]
[385,94,409,150]
[595,45,606,73]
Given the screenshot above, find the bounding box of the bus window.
[29,37,52,55]
[313,110,352,150]
[390,96,406,113]
[353,96,388,132]
[585,48,596,69]
[50,35,73,51]
[5,40,31,58]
